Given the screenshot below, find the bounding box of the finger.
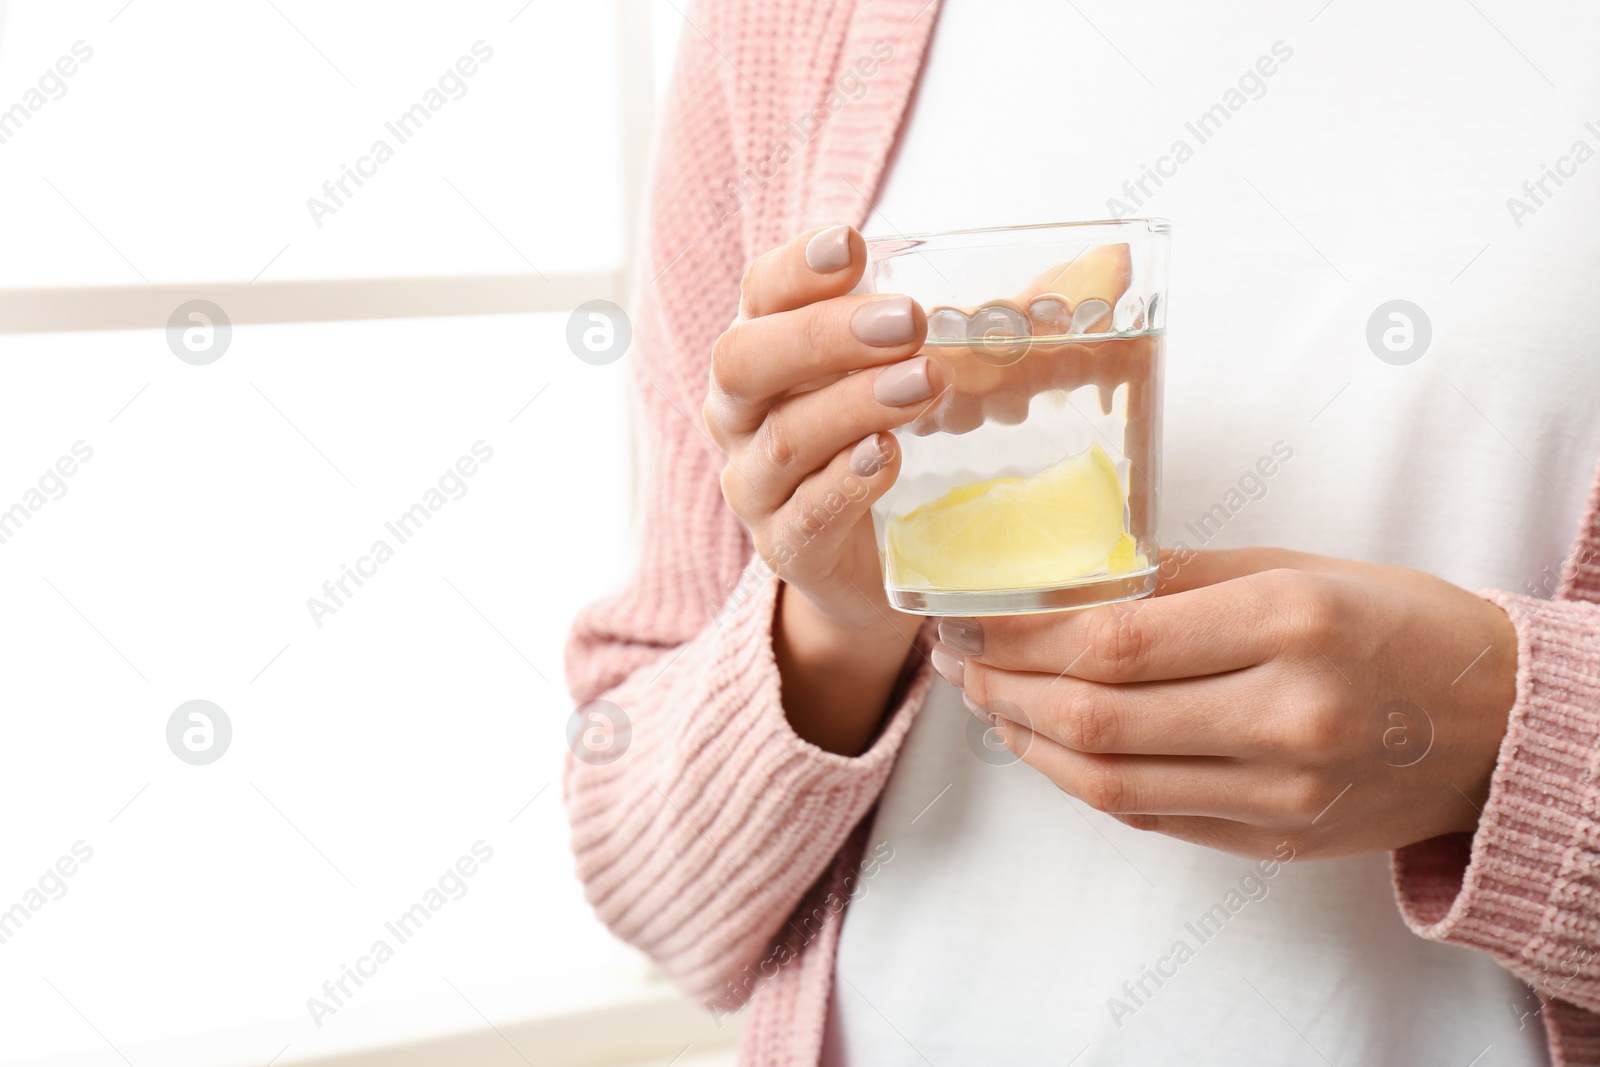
[1153,546,1318,596]
[957,660,1268,757]
[1019,242,1131,310]
[992,717,1271,822]
[1108,814,1293,861]
[754,426,902,571]
[740,224,867,320]
[727,360,946,514]
[709,293,927,431]
[935,582,1278,683]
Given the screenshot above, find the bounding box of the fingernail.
[938,618,983,656]
[961,692,987,723]
[874,356,933,406]
[805,225,852,273]
[931,643,964,687]
[852,295,917,347]
[849,434,886,477]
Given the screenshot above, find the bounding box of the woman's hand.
[932,547,1519,859]
[704,225,942,754]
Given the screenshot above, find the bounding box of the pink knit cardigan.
[562,2,1600,1062]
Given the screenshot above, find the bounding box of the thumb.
[1153,545,1317,596]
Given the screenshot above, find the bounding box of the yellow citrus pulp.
[884,443,1142,591]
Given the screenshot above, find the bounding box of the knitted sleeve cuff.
[565,555,937,1003]
[1391,591,1600,1009]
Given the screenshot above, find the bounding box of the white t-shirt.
[826,2,1600,1064]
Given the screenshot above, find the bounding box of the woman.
[565,1,1600,1063]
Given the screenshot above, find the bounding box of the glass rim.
[863,217,1170,246]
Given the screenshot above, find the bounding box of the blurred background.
[0,1,732,1064]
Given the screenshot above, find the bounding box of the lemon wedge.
[885,443,1142,591]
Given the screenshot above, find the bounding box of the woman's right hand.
[703,224,940,753]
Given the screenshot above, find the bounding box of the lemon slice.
[885,443,1142,591]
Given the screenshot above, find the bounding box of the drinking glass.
[863,219,1169,615]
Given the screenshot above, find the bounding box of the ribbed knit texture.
[563,2,1600,1062]
[1393,465,1600,1065]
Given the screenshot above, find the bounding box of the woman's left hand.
[932,547,1520,860]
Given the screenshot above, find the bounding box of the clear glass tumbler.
[864,219,1170,615]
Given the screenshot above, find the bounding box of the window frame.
[0,0,656,334]
[0,2,710,1063]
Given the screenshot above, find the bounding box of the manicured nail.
[873,356,933,406]
[961,692,987,723]
[852,295,917,346]
[805,225,853,273]
[931,643,964,687]
[850,434,886,476]
[938,618,983,656]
